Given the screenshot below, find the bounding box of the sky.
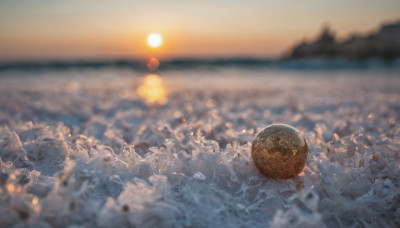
[0,0,399,61]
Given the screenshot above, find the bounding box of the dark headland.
[287,20,400,60]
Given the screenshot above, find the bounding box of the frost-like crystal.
[0,69,399,227]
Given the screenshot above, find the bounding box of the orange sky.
[0,0,399,61]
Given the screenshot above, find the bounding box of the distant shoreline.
[1,57,400,72]
[2,20,400,72]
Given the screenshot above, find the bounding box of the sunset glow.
[0,1,399,60]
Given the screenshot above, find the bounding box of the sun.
[147,33,162,48]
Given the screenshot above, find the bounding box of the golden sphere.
[251,124,308,179]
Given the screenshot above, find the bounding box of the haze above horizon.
[0,0,399,61]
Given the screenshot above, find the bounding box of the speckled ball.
[251,124,308,179]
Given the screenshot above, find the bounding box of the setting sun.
[147,33,162,48]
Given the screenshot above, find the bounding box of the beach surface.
[0,68,399,227]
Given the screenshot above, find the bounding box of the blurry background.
[0,0,399,62]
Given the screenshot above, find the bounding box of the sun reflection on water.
[136,74,167,105]
[147,57,160,71]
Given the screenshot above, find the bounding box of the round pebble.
[251,124,308,179]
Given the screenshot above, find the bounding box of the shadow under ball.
[251,124,308,179]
